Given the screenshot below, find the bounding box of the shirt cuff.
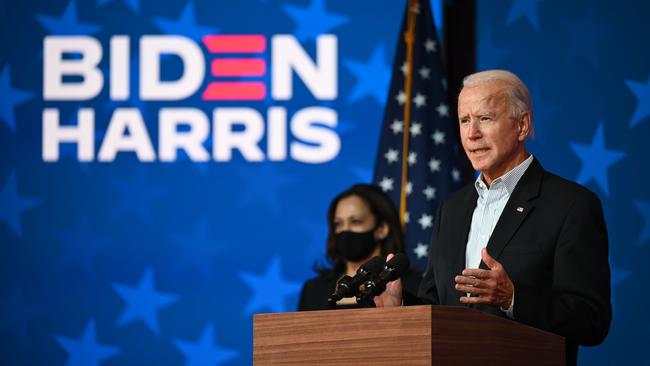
[500,288,514,319]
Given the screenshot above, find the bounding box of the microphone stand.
[355,283,377,308]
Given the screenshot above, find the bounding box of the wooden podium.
[253,305,564,365]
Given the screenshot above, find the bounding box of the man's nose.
[467,120,482,138]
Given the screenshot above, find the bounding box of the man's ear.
[518,112,532,141]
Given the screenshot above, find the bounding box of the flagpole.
[399,0,418,228]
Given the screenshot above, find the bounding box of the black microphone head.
[383,253,410,281]
[357,253,411,304]
[358,255,386,274]
[337,274,353,287]
[335,256,387,301]
[328,275,354,303]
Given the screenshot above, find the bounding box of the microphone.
[327,255,386,306]
[357,253,410,305]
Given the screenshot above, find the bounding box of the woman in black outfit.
[298,184,421,311]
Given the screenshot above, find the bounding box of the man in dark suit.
[376,70,611,365]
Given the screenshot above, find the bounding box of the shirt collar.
[474,154,534,196]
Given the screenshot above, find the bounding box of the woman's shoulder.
[302,273,337,291]
[298,273,338,311]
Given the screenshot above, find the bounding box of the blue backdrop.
[0,0,648,365]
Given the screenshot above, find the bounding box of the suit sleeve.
[416,203,443,305]
[513,190,612,346]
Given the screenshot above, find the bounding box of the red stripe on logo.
[202,82,266,100]
[211,59,266,77]
[202,35,266,53]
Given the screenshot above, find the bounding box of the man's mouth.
[469,148,489,154]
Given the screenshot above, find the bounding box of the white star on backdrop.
[379,177,394,192]
[413,93,427,107]
[436,103,449,117]
[429,158,441,172]
[401,62,410,76]
[408,152,418,166]
[419,66,431,79]
[451,168,461,182]
[418,214,433,229]
[423,185,436,200]
[410,122,422,137]
[425,39,437,52]
[390,119,403,134]
[384,149,399,163]
[414,243,428,259]
[432,130,445,145]
[396,90,407,105]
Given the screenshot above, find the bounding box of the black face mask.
[334,229,379,262]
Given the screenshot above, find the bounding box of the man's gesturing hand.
[373,253,403,307]
[455,247,514,309]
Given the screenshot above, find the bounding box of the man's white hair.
[462,70,534,137]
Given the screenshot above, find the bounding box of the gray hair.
[462,70,534,137]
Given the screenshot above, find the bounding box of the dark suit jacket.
[418,158,611,365]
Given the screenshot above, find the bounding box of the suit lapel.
[453,187,478,276]
[479,159,544,269]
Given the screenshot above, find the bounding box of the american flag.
[373,0,470,271]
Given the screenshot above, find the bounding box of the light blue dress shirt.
[465,154,534,317]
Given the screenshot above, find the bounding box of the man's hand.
[373,253,403,307]
[455,248,513,309]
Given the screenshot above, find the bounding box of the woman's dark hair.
[315,183,405,278]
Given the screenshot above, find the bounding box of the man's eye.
[460,119,470,124]
[480,116,492,122]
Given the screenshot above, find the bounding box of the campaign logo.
[202,35,267,101]
[42,34,340,163]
